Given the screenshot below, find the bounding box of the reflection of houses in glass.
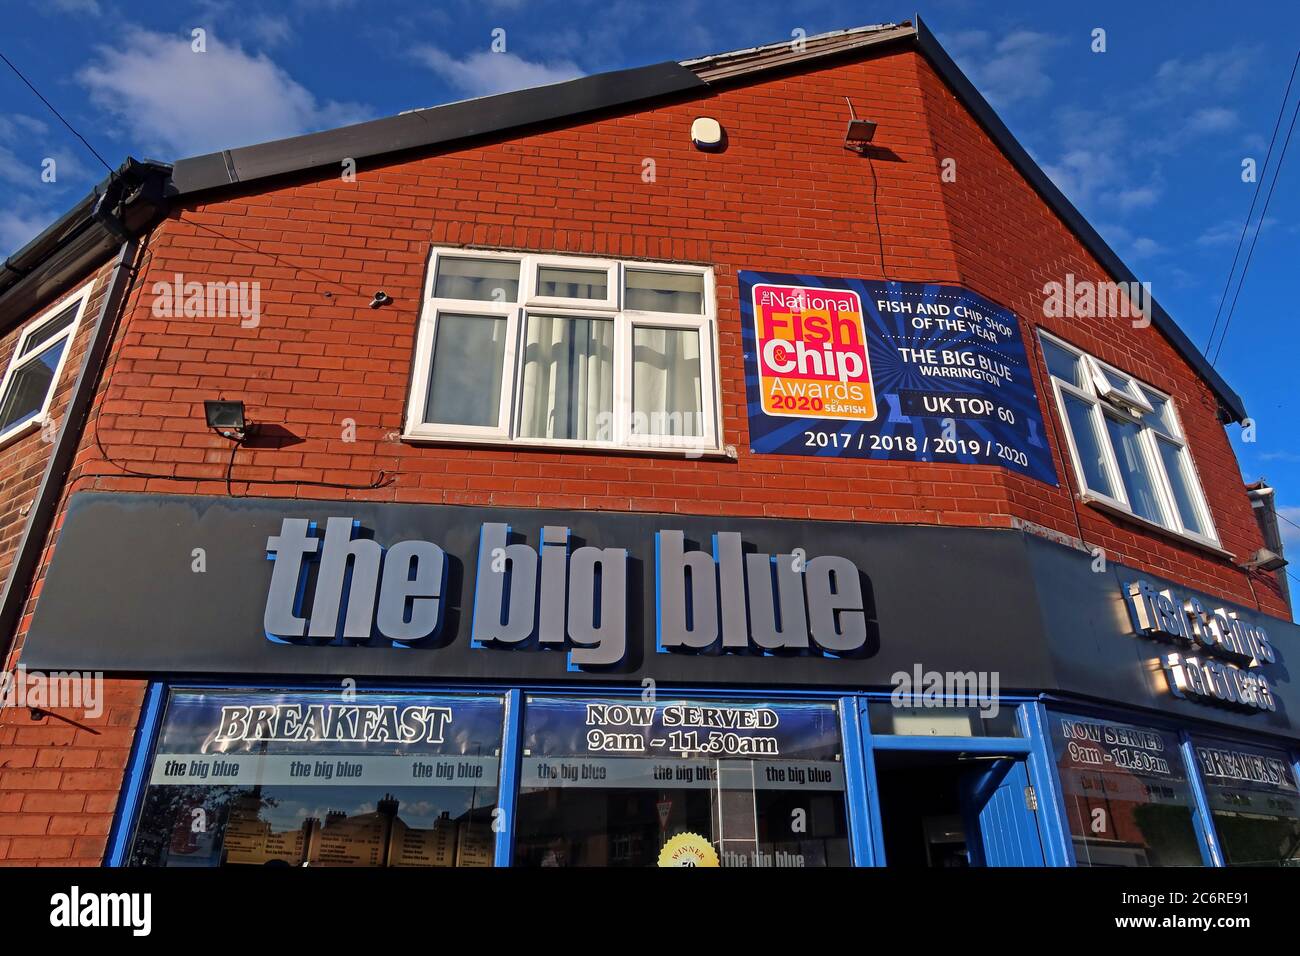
[1058,755,1200,866]
[218,791,494,867]
[313,797,392,866]
[223,790,310,866]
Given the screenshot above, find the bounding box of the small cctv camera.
[369,291,392,309]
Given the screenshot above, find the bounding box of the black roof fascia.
[171,61,707,195]
[913,16,1246,422]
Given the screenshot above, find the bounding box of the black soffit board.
[21,491,1300,741]
[169,62,707,194]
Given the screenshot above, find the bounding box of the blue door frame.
[107,681,1299,868]
[850,698,1058,867]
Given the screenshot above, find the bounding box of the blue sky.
[2,0,1298,572]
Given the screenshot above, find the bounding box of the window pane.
[866,702,1020,737]
[1051,713,1202,866]
[433,257,520,302]
[1193,740,1300,866]
[1104,415,1165,523]
[1140,389,1176,437]
[1062,393,1115,498]
[0,338,67,434]
[424,314,507,428]
[536,266,606,300]
[1041,338,1082,387]
[19,303,78,357]
[127,690,505,867]
[632,327,703,437]
[514,696,851,867]
[518,314,613,440]
[1097,363,1136,395]
[1157,438,1206,536]
[625,270,704,314]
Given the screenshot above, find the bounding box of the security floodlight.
[204,399,248,441]
[1243,548,1288,573]
[843,97,877,152]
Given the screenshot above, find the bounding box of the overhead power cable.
[0,48,115,176]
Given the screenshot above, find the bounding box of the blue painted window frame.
[1037,695,1300,868]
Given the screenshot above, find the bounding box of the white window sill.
[1080,493,1234,561]
[400,432,733,460]
[0,416,45,452]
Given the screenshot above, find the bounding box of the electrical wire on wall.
[86,233,394,496]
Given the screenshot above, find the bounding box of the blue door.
[960,759,1046,866]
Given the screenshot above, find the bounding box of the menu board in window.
[514,696,851,867]
[1194,739,1300,866]
[127,690,504,867]
[1050,712,1203,866]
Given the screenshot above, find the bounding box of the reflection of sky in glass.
[0,339,66,431]
[523,696,842,761]
[156,690,504,757]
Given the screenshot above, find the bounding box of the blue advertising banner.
[739,271,1057,485]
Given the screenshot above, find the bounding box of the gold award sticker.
[657,832,720,867]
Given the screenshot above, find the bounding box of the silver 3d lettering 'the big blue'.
[263,518,871,666]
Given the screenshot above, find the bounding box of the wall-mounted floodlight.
[843,97,877,152]
[204,399,248,441]
[1243,548,1288,573]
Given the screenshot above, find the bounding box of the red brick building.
[0,20,1296,869]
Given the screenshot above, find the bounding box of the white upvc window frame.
[524,254,620,311]
[0,281,93,448]
[405,248,721,455]
[1038,329,1220,549]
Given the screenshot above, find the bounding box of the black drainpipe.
[0,237,142,669]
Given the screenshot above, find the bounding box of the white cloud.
[1186,107,1238,133]
[77,28,368,158]
[413,48,583,99]
[1105,184,1162,212]
[1196,215,1279,246]
[1150,48,1255,102]
[942,29,1066,108]
[1095,222,1165,260]
[247,14,293,48]
[46,0,102,14]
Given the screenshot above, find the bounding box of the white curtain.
[632,327,703,437]
[519,315,613,440]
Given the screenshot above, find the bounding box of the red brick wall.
[0,45,1284,864]
[0,678,146,865]
[0,262,150,867]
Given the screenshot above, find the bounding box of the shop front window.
[1194,739,1300,866]
[127,689,504,867]
[1050,712,1202,866]
[514,696,851,867]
